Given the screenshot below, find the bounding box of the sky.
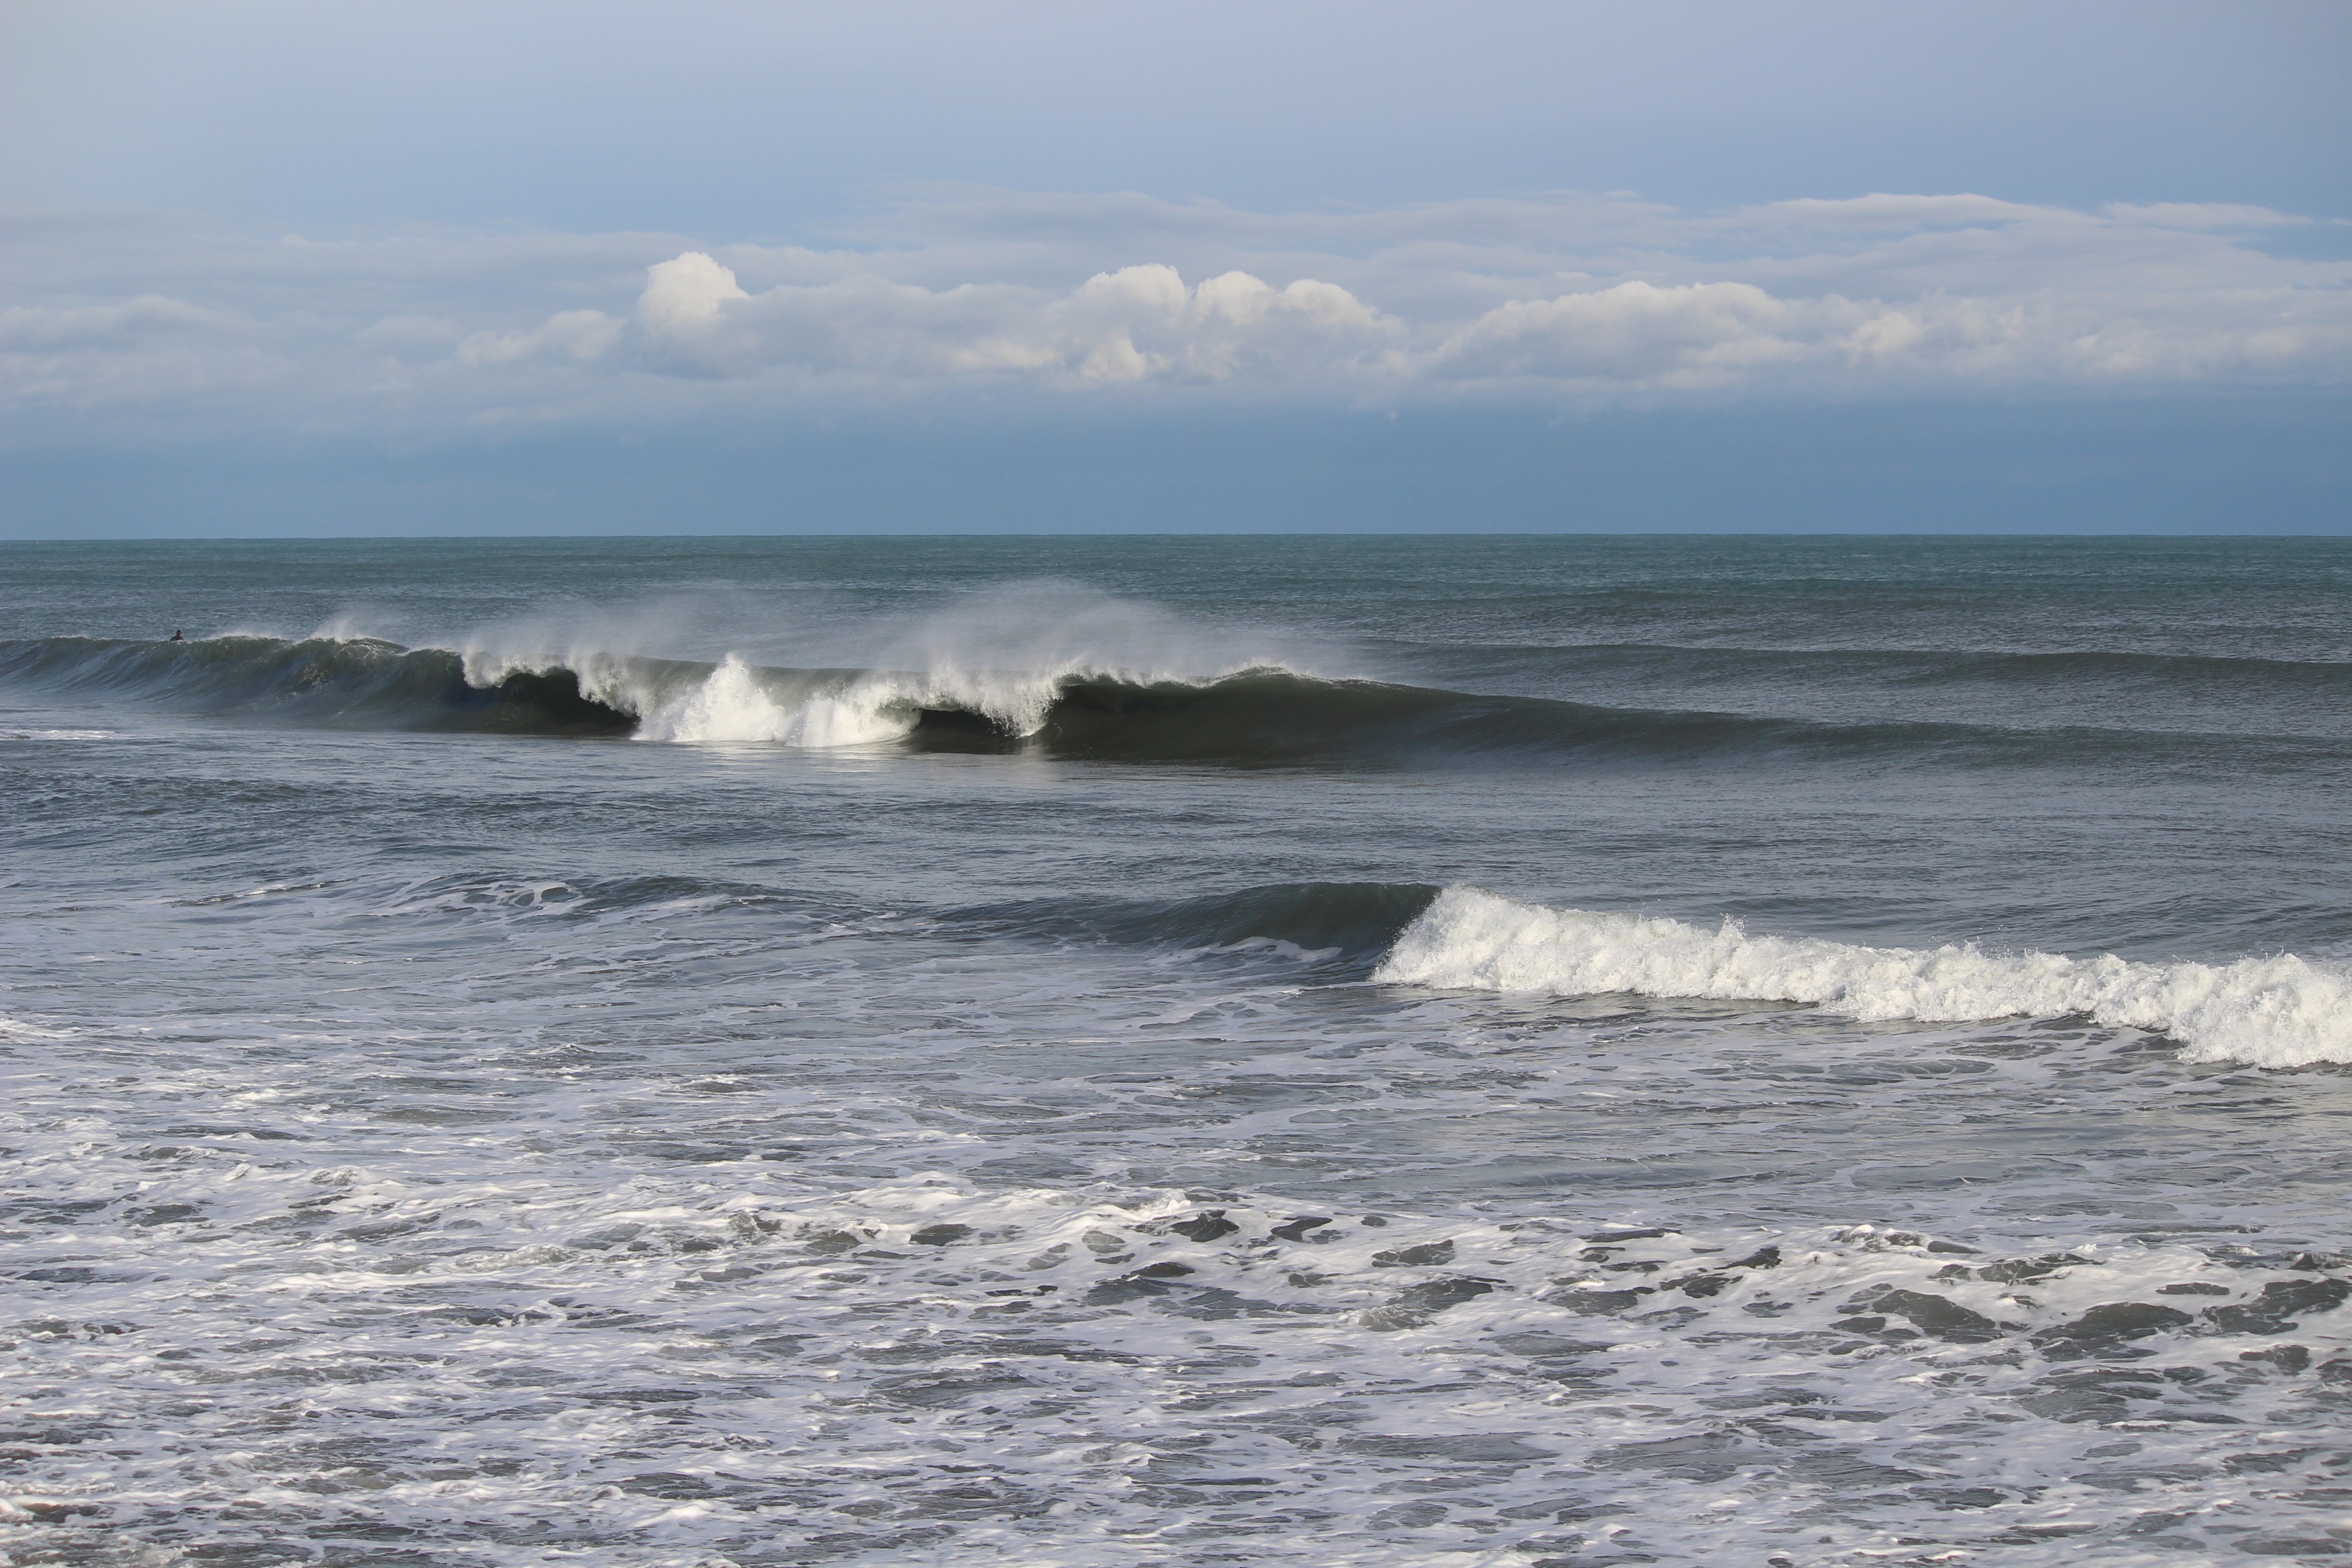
[4,0,2348,536]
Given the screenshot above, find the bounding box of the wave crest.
[1374,887,2352,1069]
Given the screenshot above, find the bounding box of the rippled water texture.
[4,536,2350,1566]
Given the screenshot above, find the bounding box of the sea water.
[3,535,2349,1566]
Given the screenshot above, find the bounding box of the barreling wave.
[2,633,2331,770]
[1375,887,2352,1069]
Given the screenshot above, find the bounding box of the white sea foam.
[1376,885,2352,1069]
[614,655,1162,746]
[626,655,917,745]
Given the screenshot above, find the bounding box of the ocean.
[3,534,2349,1567]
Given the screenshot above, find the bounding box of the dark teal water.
[4,536,2350,1566]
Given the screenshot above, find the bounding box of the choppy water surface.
[4,536,2350,1567]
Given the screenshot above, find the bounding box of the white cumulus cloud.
[477,251,1401,387]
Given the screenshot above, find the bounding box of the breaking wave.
[0,633,2298,769]
[1375,887,2352,1069]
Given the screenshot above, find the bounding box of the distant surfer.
[169,630,183,641]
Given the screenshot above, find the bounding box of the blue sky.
[4,0,2347,535]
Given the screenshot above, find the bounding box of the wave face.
[0,636,637,735]
[1376,887,2352,1068]
[973,671,1794,764]
[966,881,1443,976]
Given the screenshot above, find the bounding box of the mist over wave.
[1377,886,2352,1069]
[453,580,1333,745]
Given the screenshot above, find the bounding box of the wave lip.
[1375,887,2352,1069]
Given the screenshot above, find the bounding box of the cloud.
[602,252,1396,384]
[2,188,2347,446]
[1426,281,1812,385]
[457,308,624,366]
[0,294,292,424]
[0,294,244,351]
[356,314,466,349]
[639,250,749,334]
[2102,202,2312,230]
[1756,193,2040,229]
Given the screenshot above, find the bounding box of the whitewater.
[1380,887,2352,1069]
[4,534,2350,1568]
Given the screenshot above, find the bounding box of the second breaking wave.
[1375,887,2352,1069]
